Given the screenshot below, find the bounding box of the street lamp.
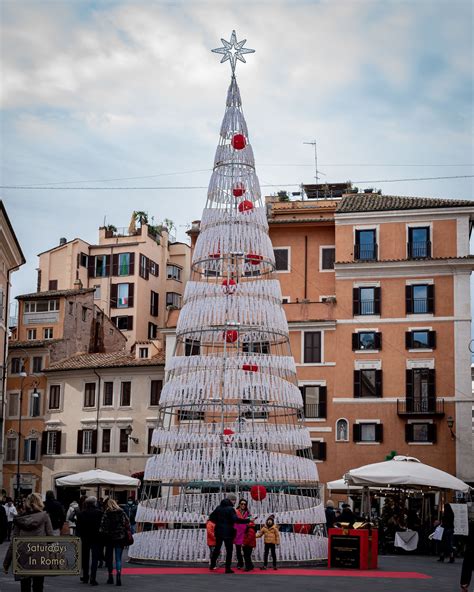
[16,368,39,501]
[125,425,139,444]
[446,416,456,440]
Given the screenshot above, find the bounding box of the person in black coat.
[340,504,355,527]
[0,504,7,543]
[44,490,65,535]
[325,500,336,530]
[438,503,455,563]
[209,493,250,573]
[76,496,103,586]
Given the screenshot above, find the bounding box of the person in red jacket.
[206,519,217,566]
[243,521,257,571]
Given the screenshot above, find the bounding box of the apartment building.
[3,288,126,496]
[187,188,474,487]
[0,201,26,493]
[37,216,191,345]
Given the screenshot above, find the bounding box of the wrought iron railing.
[397,397,444,416]
[354,243,378,261]
[407,240,431,259]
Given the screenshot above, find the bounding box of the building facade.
[37,217,191,345]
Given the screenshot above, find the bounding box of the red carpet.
[121,567,431,579]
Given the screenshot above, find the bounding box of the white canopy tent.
[56,469,140,488]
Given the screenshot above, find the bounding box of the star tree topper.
[212,30,255,73]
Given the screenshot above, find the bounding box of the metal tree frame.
[129,32,327,564]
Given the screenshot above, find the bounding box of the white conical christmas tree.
[129,31,327,564]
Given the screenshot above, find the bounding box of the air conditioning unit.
[321,296,337,304]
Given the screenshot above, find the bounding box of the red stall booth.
[328,526,378,569]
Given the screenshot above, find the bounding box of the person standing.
[121,497,138,534]
[234,499,250,569]
[242,521,257,571]
[4,499,18,542]
[257,516,280,570]
[206,519,217,566]
[76,496,103,586]
[438,503,455,563]
[460,516,474,591]
[44,491,65,536]
[325,500,336,529]
[340,503,355,527]
[3,493,53,592]
[99,498,131,586]
[209,493,250,574]
[66,501,79,535]
[0,503,7,544]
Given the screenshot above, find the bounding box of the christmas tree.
[129,31,327,564]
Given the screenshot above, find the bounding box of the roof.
[337,194,474,213]
[1,201,26,266]
[269,217,334,224]
[336,255,474,265]
[9,339,63,350]
[45,350,166,371]
[37,237,89,257]
[17,288,95,300]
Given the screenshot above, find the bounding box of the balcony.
[408,240,431,259]
[354,243,378,261]
[411,298,429,314]
[303,403,326,419]
[397,397,445,417]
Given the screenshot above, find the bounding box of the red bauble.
[250,485,267,501]
[238,200,254,213]
[242,364,259,372]
[231,134,246,150]
[225,330,238,343]
[222,279,237,294]
[246,253,263,265]
[233,182,246,197]
[223,428,234,436]
[294,524,312,534]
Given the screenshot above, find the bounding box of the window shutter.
[405,424,413,443]
[129,253,135,275]
[91,430,98,454]
[428,369,436,398]
[312,441,326,461]
[375,424,384,442]
[112,254,119,276]
[427,284,435,314]
[354,370,361,398]
[374,287,381,315]
[105,255,111,277]
[428,330,436,349]
[77,430,84,454]
[406,369,413,398]
[299,386,306,408]
[127,316,134,330]
[428,423,437,443]
[375,370,383,398]
[319,386,327,418]
[353,288,360,316]
[55,431,62,454]
[128,283,134,308]
[405,331,413,349]
[353,424,361,442]
[405,285,413,314]
[88,256,95,278]
[352,333,359,351]
[41,432,48,455]
[375,332,382,350]
[110,284,118,308]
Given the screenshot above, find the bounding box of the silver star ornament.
[212,30,255,73]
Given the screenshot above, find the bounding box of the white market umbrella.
[56,469,140,488]
[345,455,470,493]
[327,479,361,493]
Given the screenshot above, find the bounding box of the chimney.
[73,278,83,290]
[59,237,67,245]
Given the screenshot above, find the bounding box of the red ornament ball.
[250,485,267,501]
[231,134,246,150]
[233,182,246,197]
[238,200,254,213]
[225,330,238,343]
[242,363,259,372]
[223,428,234,436]
[246,253,263,265]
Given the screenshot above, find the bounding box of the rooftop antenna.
[303,140,320,183]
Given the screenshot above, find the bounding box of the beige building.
[37,217,191,346]
[42,349,165,503]
[0,201,26,494]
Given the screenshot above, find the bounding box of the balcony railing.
[354,243,378,261]
[359,300,375,315]
[408,241,431,259]
[411,298,429,314]
[303,403,326,419]
[397,397,445,416]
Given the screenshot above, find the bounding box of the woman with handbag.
[99,498,132,586]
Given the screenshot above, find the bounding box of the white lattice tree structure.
[129,31,327,564]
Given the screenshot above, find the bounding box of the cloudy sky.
[1,0,473,306]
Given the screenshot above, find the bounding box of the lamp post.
[125,425,139,444]
[16,369,39,501]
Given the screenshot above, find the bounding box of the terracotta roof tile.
[9,339,63,349]
[45,350,165,371]
[337,194,474,213]
[335,255,474,265]
[17,288,95,300]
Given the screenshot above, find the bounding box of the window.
[353,422,383,443]
[352,332,381,351]
[48,280,58,291]
[150,380,163,406]
[82,307,87,322]
[93,285,101,300]
[406,284,434,314]
[44,431,61,455]
[405,422,436,443]
[119,429,129,453]
[336,419,349,442]
[303,332,321,363]
[148,322,158,339]
[95,255,109,277]
[166,292,181,308]
[185,339,201,356]
[29,392,41,417]
[120,382,131,406]
[149,260,159,276]
[117,284,130,308]
[353,286,380,316]
[43,327,53,340]
[27,329,37,340]
[241,399,268,420]
[150,291,159,317]
[24,439,38,462]
[354,369,382,398]
[355,229,377,260]
[148,427,155,454]
[406,368,436,412]
[69,301,74,315]
[5,437,17,462]
[300,385,327,418]
[406,330,436,349]
[84,383,96,408]
[167,265,182,281]
[103,382,114,406]
[242,341,270,354]
[139,254,149,280]
[118,253,131,276]
[408,227,431,259]
[82,430,94,454]
[24,299,59,313]
[311,441,327,461]
[32,356,43,373]
[113,316,133,331]
[273,248,289,272]
[139,347,149,359]
[102,429,111,453]
[7,393,19,417]
[80,252,88,267]
[48,385,61,410]
[321,247,335,270]
[11,357,22,374]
